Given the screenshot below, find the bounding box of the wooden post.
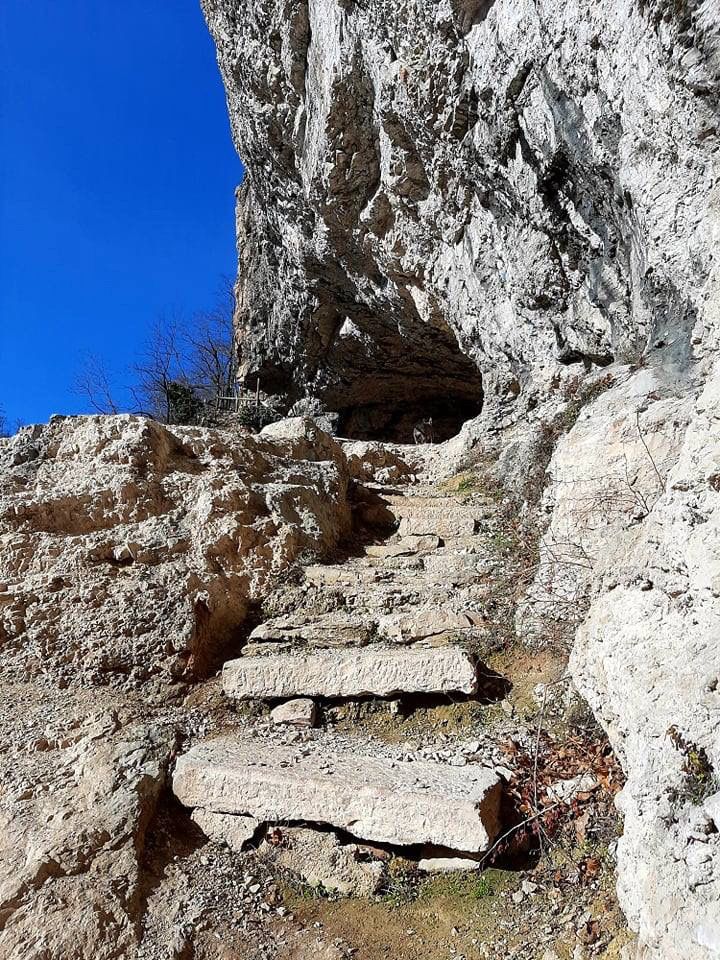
[255,377,260,411]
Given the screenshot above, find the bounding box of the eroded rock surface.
[202,0,719,440]
[0,688,172,960]
[0,414,352,959]
[528,367,720,958]
[0,414,350,686]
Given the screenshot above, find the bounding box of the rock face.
[528,366,720,959]
[223,645,479,699]
[202,0,719,440]
[172,734,502,852]
[0,689,172,960]
[0,414,350,686]
[201,1,720,955]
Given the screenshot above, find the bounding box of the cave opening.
[339,393,483,444]
[322,316,486,444]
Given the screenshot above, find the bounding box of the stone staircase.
[172,480,508,874]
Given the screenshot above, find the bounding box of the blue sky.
[0,1,243,426]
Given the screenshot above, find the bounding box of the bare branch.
[73,354,120,415]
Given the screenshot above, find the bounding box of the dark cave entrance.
[339,393,483,444]
[321,315,485,444]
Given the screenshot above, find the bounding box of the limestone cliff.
[202,2,720,957]
[203,0,720,439]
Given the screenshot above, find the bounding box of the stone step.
[378,609,485,644]
[303,562,437,595]
[364,535,441,559]
[303,564,380,588]
[421,551,486,586]
[398,508,480,539]
[246,612,372,650]
[223,645,479,700]
[353,491,487,538]
[172,735,502,853]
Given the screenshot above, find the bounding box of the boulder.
[0,691,172,960]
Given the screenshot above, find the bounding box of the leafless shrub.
[0,408,23,438]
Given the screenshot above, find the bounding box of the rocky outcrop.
[202,0,719,440]
[0,413,352,959]
[527,366,720,958]
[0,414,350,686]
[0,690,172,960]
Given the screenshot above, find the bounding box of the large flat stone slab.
[173,736,502,852]
[396,504,480,538]
[365,536,440,559]
[223,645,478,700]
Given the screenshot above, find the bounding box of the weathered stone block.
[173,735,501,852]
[223,646,478,700]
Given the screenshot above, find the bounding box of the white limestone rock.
[0,692,172,960]
[0,414,350,686]
[222,645,479,700]
[547,774,598,804]
[191,809,259,852]
[202,0,720,443]
[270,698,318,728]
[531,368,720,959]
[246,612,372,649]
[172,734,502,852]
[257,826,385,896]
[378,609,484,643]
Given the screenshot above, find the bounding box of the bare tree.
[130,313,194,423]
[185,280,238,405]
[72,280,240,427]
[73,354,120,415]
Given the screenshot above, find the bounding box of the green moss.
[417,869,506,903]
[668,725,717,804]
